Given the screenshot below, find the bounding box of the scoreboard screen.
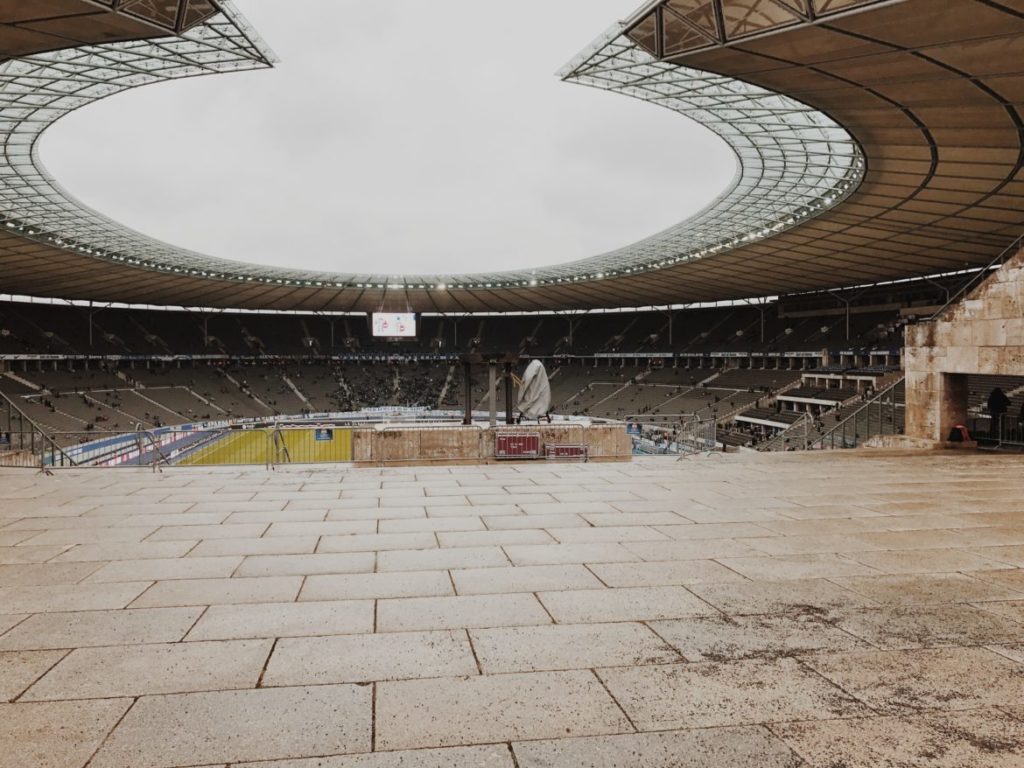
[372,313,416,338]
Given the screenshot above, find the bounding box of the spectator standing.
[988,387,1011,438]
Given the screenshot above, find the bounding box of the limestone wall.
[905,247,1024,442]
[0,450,38,468]
[350,424,632,467]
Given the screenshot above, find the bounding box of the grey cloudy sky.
[40,0,736,277]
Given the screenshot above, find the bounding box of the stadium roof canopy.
[0,0,1022,313]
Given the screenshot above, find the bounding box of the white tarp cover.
[516,360,551,419]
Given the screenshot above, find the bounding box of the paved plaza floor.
[3,451,1024,766]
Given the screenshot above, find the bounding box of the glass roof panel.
[662,7,717,56]
[813,0,874,15]
[664,0,721,41]
[626,12,659,57]
[183,0,220,31]
[0,0,866,294]
[121,0,182,30]
[721,0,800,39]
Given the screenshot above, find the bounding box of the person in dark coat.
[988,387,1011,437]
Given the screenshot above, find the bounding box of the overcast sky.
[40,0,736,276]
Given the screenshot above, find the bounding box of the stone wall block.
[905,243,1024,441]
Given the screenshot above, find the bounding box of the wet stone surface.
[2,451,1024,766]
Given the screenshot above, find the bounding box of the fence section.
[676,417,718,456]
[813,378,905,450]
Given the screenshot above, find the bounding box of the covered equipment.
[516,360,552,420]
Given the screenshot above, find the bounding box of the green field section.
[179,429,352,466]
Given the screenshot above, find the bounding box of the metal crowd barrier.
[969,416,1024,450]
[0,425,360,471]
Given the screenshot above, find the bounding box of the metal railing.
[626,417,717,456]
[1,408,633,469]
[968,415,1024,450]
[757,412,813,452]
[676,416,718,456]
[929,232,1024,321]
[0,392,79,468]
[0,425,360,471]
[812,377,905,450]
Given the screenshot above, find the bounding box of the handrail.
[815,375,905,448]
[270,426,291,467]
[929,232,1024,321]
[758,411,813,452]
[135,424,171,472]
[0,391,79,467]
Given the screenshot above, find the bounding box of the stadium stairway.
[222,371,273,414]
[283,375,312,409]
[130,389,189,422]
[2,371,41,392]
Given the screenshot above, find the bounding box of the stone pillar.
[905,370,968,442]
[504,363,515,425]
[901,245,1024,445]
[488,363,497,427]
[462,361,473,427]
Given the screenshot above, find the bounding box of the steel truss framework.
[100,0,221,35]
[623,0,892,58]
[0,0,865,295]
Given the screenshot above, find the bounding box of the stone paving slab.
[832,573,1024,605]
[264,521,380,537]
[0,532,38,547]
[4,453,1024,766]
[51,541,195,562]
[235,745,516,767]
[0,607,202,651]
[376,546,509,572]
[0,615,26,637]
[599,658,870,729]
[188,536,318,557]
[300,571,453,601]
[129,576,302,608]
[146,523,268,541]
[234,552,375,578]
[481,513,585,529]
[21,528,157,546]
[688,578,882,616]
[436,529,555,547]
[844,547,1012,574]
[832,604,1024,650]
[317,533,438,554]
[512,727,804,767]
[0,582,152,614]
[0,698,132,768]
[538,586,717,623]
[587,559,746,587]
[185,600,373,641]
[82,556,242,583]
[262,630,477,685]
[803,646,1024,714]
[21,639,270,700]
[502,542,640,566]
[377,594,551,632]
[772,708,1024,767]
[375,670,631,751]
[470,622,679,673]
[0,650,67,701]
[89,685,371,768]
[622,539,761,561]
[0,562,103,588]
[649,614,870,662]
[451,564,602,595]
